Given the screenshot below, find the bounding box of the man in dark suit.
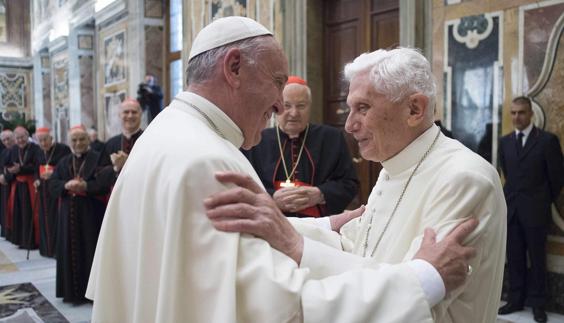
[498,96,564,323]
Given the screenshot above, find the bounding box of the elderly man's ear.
[407,93,430,127]
[223,48,242,88]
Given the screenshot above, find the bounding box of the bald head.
[120,99,142,135]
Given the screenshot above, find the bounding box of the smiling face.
[14,128,29,149]
[344,71,412,162]
[236,39,288,149]
[119,101,142,134]
[1,131,14,149]
[277,83,311,138]
[69,131,90,155]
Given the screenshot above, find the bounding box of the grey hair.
[344,47,436,107]
[186,35,275,86]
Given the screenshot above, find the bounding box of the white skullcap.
[188,16,272,61]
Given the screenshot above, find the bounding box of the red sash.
[274,180,322,217]
[7,175,39,244]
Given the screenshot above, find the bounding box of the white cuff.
[407,259,446,307]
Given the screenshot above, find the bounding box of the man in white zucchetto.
[86,16,479,323]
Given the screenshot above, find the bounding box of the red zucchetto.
[286,76,307,86]
[36,127,50,135]
[69,125,87,135]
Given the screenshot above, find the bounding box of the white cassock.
[86,91,435,323]
[293,125,507,323]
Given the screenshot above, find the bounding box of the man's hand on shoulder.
[413,218,478,293]
[205,171,304,264]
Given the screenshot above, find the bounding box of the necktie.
[517,132,524,155]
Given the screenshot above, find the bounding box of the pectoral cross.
[280,179,296,188]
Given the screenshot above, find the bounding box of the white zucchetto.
[188,16,273,61]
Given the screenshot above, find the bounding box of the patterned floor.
[0,239,91,322]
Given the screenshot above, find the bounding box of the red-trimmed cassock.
[36,143,71,257]
[6,142,41,248]
[243,123,359,218]
[49,150,111,303]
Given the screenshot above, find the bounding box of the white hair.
[344,47,436,107]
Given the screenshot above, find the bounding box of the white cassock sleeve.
[289,219,433,322]
[298,237,433,322]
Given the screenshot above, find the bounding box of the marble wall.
[144,25,163,84]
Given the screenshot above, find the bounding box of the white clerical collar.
[175,91,245,148]
[381,124,440,176]
[515,122,533,137]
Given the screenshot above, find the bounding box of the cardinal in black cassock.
[35,127,71,257]
[243,76,359,218]
[49,125,111,303]
[5,127,41,248]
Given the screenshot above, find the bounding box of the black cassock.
[243,124,359,218]
[99,130,143,186]
[36,143,71,257]
[0,148,12,237]
[49,151,110,303]
[6,143,41,248]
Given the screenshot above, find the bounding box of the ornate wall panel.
[98,21,128,138]
[0,69,30,121]
[79,55,95,129]
[51,50,69,142]
[41,53,52,129]
[444,12,503,165]
[183,0,284,75]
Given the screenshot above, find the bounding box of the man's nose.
[344,112,358,133]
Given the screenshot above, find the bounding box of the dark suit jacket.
[499,126,564,227]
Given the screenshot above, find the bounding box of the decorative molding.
[70,0,95,29]
[143,17,164,26]
[49,36,68,54]
[452,14,494,49]
[0,57,33,68]
[95,0,126,27]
